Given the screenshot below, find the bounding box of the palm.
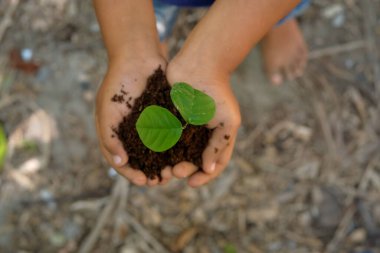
[95,58,170,186]
[167,67,241,187]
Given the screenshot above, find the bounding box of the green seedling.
[0,124,7,170]
[224,243,238,253]
[136,82,216,152]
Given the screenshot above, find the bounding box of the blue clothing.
[154,0,180,41]
[158,0,214,7]
[159,0,310,8]
[154,0,311,40]
[278,0,311,25]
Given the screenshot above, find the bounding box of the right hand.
[95,56,173,186]
[167,57,241,188]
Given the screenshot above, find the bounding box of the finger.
[173,161,198,179]
[147,176,159,187]
[96,116,128,168]
[100,141,128,169]
[215,134,236,167]
[99,141,123,170]
[161,166,173,180]
[202,124,234,174]
[116,165,147,186]
[159,166,173,185]
[101,130,128,167]
[189,135,236,188]
[147,166,173,186]
[187,166,218,188]
[99,143,147,185]
[159,178,170,186]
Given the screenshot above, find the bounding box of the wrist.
[168,52,230,85]
[107,40,163,65]
[108,49,165,70]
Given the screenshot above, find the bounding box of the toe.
[294,56,307,78]
[294,61,305,78]
[291,62,302,79]
[270,72,284,86]
[285,66,295,81]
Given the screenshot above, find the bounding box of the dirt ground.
[0,0,379,252]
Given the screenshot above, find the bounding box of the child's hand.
[167,59,241,188]
[95,56,173,186]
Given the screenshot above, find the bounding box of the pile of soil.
[113,67,212,180]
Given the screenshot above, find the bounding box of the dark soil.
[113,67,212,180]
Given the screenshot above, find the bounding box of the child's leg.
[261,0,310,85]
[153,0,180,58]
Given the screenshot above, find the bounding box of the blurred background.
[0,0,379,252]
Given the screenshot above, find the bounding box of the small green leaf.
[170,82,216,125]
[136,105,182,152]
[224,244,237,253]
[0,124,7,170]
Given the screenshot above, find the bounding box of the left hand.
[95,55,172,187]
[166,58,241,188]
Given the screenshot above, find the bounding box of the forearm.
[176,0,301,75]
[93,0,161,60]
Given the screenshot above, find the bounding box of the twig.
[324,62,356,82]
[124,212,171,253]
[0,0,20,43]
[325,158,376,252]
[308,40,367,59]
[285,231,323,249]
[357,199,380,235]
[78,177,168,252]
[201,161,238,210]
[112,179,129,246]
[347,87,368,123]
[4,103,52,175]
[236,122,266,151]
[234,155,255,173]
[78,178,122,253]
[325,204,356,253]
[0,95,22,111]
[362,0,380,99]
[313,100,338,160]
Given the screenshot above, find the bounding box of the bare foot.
[261,19,308,85]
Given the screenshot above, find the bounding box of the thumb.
[103,137,129,168]
[202,126,230,174]
[95,115,128,168]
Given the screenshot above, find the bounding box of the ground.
[0,0,379,252]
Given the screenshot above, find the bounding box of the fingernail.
[113,155,122,165]
[209,163,216,173]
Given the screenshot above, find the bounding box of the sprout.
[136,82,216,152]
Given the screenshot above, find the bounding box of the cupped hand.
[166,59,241,188]
[95,56,173,186]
